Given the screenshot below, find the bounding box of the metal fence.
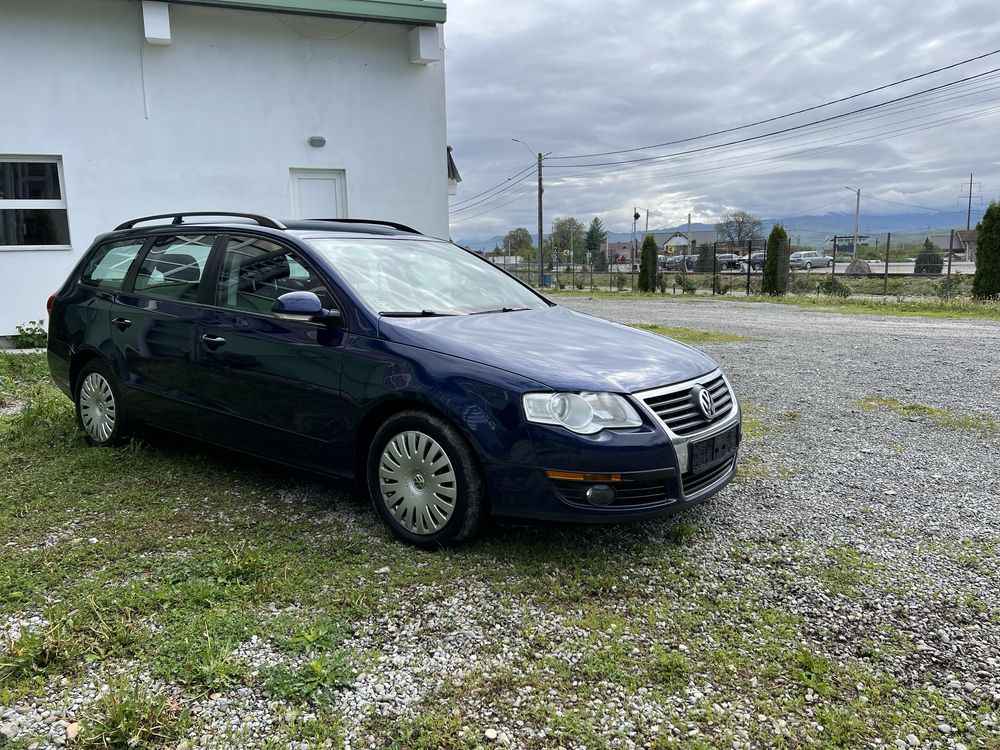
[491,231,978,299]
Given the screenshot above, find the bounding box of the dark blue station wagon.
[47,212,742,547]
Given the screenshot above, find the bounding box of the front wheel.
[368,410,485,547]
[827,259,834,268]
[74,360,132,447]
[805,262,813,270]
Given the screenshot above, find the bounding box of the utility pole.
[967,173,974,230]
[536,152,544,286]
[852,188,861,260]
[512,139,546,287]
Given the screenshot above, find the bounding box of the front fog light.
[586,485,616,506]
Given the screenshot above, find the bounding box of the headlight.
[522,392,642,434]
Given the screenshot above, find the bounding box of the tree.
[972,200,1000,299]
[914,238,944,274]
[695,240,714,273]
[550,217,587,264]
[637,234,658,292]
[584,217,608,270]
[715,210,763,248]
[762,224,789,295]
[503,227,532,251]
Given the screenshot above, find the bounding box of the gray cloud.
[445,0,1000,240]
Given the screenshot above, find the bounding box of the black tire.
[827,259,834,268]
[805,261,813,270]
[367,409,485,548]
[74,360,132,447]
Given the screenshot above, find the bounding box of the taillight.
[46,293,56,316]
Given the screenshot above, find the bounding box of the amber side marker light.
[545,470,622,482]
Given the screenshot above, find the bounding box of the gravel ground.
[3,298,999,749]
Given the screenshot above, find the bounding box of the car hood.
[377,306,717,392]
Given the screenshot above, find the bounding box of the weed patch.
[855,396,996,434]
[630,323,755,344]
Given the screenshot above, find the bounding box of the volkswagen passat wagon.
[48,212,741,547]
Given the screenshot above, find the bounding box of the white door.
[289,169,347,219]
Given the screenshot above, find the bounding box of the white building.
[0,0,452,336]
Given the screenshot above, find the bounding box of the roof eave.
[168,0,447,25]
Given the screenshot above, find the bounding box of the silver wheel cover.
[378,430,457,535]
[79,373,117,442]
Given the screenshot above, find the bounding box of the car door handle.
[201,334,226,349]
[112,317,132,331]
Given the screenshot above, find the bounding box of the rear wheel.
[368,410,484,547]
[74,360,131,447]
[805,261,813,270]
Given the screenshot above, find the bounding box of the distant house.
[658,230,718,254]
[604,242,634,263]
[0,0,451,336]
[926,230,978,262]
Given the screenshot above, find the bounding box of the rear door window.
[81,239,145,290]
[133,235,214,302]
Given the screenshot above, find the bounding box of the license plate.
[689,424,740,473]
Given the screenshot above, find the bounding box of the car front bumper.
[484,371,742,522]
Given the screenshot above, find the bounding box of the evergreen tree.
[914,239,944,274]
[637,234,658,292]
[695,240,714,273]
[762,224,789,295]
[585,217,608,271]
[972,200,1000,299]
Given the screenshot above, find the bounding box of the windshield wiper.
[379,310,457,317]
[470,306,530,315]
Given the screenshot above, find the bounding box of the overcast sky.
[444,0,1000,240]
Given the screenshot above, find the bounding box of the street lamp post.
[513,139,550,287]
[845,186,861,263]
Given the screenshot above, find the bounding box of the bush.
[817,277,852,297]
[674,273,697,295]
[13,320,47,349]
[614,273,627,291]
[712,274,729,295]
[914,239,943,274]
[973,200,1000,299]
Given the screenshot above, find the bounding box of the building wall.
[0,0,448,334]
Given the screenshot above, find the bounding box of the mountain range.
[455,211,981,251]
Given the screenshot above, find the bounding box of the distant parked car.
[660,254,698,272]
[714,253,742,270]
[789,250,832,270]
[745,252,766,271]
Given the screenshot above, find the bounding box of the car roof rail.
[114,212,287,231]
[304,218,422,234]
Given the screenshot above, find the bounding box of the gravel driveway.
[2,298,999,750]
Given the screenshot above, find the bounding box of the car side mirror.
[272,291,341,324]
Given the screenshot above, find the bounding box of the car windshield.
[305,237,549,315]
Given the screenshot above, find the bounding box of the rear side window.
[134,235,214,302]
[80,239,145,290]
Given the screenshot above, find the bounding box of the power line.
[448,171,536,216]
[548,48,1000,161]
[448,162,536,209]
[547,67,1000,170]
[543,97,1000,194]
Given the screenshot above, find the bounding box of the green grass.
[2,353,998,748]
[630,323,755,344]
[78,674,190,749]
[547,288,1000,320]
[855,396,997,434]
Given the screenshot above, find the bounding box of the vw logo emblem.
[693,385,716,418]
